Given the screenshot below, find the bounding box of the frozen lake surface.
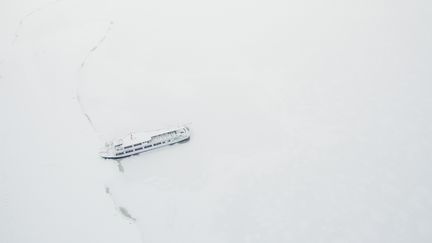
[1,0,432,242]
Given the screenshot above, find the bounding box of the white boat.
[99,126,191,159]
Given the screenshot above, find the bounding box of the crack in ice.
[12,0,63,44]
[75,94,103,140]
[75,21,114,140]
[105,186,137,222]
[114,159,125,173]
[118,207,137,221]
[73,20,144,242]
[75,21,114,141]
[105,187,144,242]
[80,21,114,69]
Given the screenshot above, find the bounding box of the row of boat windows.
[121,139,173,150]
[124,143,144,149]
[115,140,171,156]
[115,144,155,156]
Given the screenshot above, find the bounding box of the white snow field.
[1,0,432,242]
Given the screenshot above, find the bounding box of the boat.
[99,126,191,159]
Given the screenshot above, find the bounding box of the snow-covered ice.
[1,0,432,242]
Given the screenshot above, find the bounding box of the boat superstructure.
[99,126,190,159]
